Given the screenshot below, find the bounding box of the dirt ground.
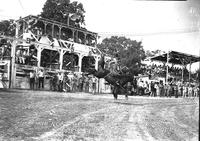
[0,89,199,141]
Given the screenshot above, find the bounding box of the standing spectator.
[88,76,93,93]
[71,74,75,92]
[92,76,97,94]
[185,84,189,97]
[155,82,160,97]
[169,83,173,98]
[49,75,54,91]
[72,74,78,92]
[171,82,175,97]
[159,81,164,97]
[182,84,187,98]
[150,82,156,97]
[52,73,58,91]
[144,81,150,95]
[127,81,132,96]
[194,85,199,97]
[80,74,85,92]
[29,70,35,90]
[85,76,89,93]
[63,73,70,92]
[57,72,63,92]
[138,80,144,96]
[167,83,172,98]
[164,84,168,97]
[178,83,183,97]
[132,78,137,94]
[188,85,193,98]
[21,50,28,64]
[38,69,45,89]
[78,75,82,92]
[82,74,87,92]
[174,83,178,98]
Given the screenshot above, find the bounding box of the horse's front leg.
[113,87,118,100]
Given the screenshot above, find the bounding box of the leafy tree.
[41,0,85,27]
[0,0,86,36]
[0,19,15,36]
[97,36,146,75]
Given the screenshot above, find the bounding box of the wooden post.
[59,49,64,70]
[59,26,62,39]
[78,54,83,72]
[95,56,99,70]
[37,46,43,67]
[22,20,25,34]
[67,15,69,26]
[182,65,184,83]
[52,24,54,37]
[189,61,191,84]
[98,78,100,94]
[10,21,19,88]
[95,34,98,47]
[72,30,75,42]
[84,33,86,45]
[44,22,47,34]
[76,31,78,43]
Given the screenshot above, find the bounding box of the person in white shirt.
[194,85,199,97]
[138,80,144,96]
[38,69,44,89]
[188,85,193,98]
[29,71,35,89]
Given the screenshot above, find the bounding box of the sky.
[0,0,199,70]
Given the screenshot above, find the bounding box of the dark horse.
[87,56,134,100]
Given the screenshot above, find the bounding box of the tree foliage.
[41,0,85,27]
[97,36,146,75]
[0,19,15,36]
[0,0,86,36]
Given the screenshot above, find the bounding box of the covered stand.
[150,51,200,84]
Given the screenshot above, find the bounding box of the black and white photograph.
[0,0,199,140]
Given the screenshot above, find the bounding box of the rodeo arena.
[0,15,199,141]
[0,15,199,98]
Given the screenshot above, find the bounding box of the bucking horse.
[87,55,135,100]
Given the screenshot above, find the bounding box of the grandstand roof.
[18,15,97,36]
[150,51,200,65]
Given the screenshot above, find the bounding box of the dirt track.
[41,98,199,141]
[0,89,199,141]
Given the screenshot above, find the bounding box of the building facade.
[0,15,102,89]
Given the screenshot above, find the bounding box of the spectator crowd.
[27,63,199,98]
[29,69,98,94]
[145,64,189,78]
[130,79,199,98]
